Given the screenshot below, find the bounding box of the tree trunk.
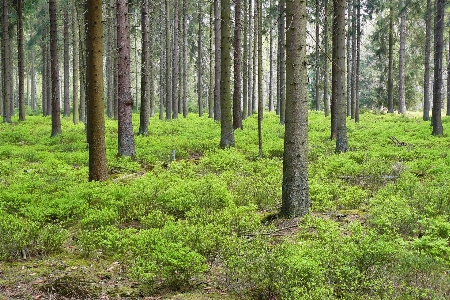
[106,0,114,119]
[159,3,165,120]
[333,0,347,152]
[423,0,431,121]
[447,30,450,116]
[117,0,136,156]
[63,8,70,117]
[251,1,257,114]
[86,0,108,181]
[248,0,253,117]
[72,0,79,124]
[398,0,406,114]
[315,0,320,111]
[42,41,47,116]
[354,0,360,123]
[346,0,352,117]
[46,43,52,117]
[165,0,172,120]
[139,0,150,135]
[208,2,214,118]
[17,0,25,121]
[233,0,242,130]
[432,0,444,136]
[243,0,248,119]
[214,0,221,121]
[281,0,309,217]
[279,0,285,124]
[2,0,11,123]
[219,0,235,148]
[172,0,179,119]
[182,0,188,117]
[197,2,203,117]
[50,0,62,136]
[387,2,394,113]
[31,52,36,110]
[257,0,263,157]
[323,0,330,116]
[350,0,356,119]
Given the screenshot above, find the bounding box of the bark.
[252,1,257,114]
[46,43,52,117]
[432,0,444,136]
[350,0,357,119]
[159,3,165,120]
[398,0,406,114]
[219,0,235,148]
[139,0,150,135]
[214,0,221,121]
[257,0,263,157]
[165,0,172,120]
[86,0,108,181]
[447,31,450,116]
[315,0,320,111]
[31,52,36,110]
[208,2,214,118]
[106,0,114,119]
[17,0,25,121]
[2,0,11,123]
[346,0,352,117]
[248,0,253,117]
[354,0,360,123]
[233,0,242,130]
[323,0,330,116]
[197,2,203,117]
[281,0,309,218]
[117,0,136,156]
[72,0,79,124]
[172,0,179,119]
[268,0,274,112]
[387,3,394,113]
[79,10,87,123]
[182,0,188,117]
[242,0,248,119]
[42,41,47,116]
[279,0,285,124]
[50,0,62,136]
[423,0,431,121]
[63,8,70,117]
[333,0,348,152]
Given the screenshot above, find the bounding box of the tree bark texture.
[139,0,150,135]
[233,0,243,130]
[279,0,285,124]
[17,0,25,121]
[50,0,62,136]
[315,0,320,111]
[72,0,80,124]
[214,0,221,121]
[398,0,406,114]
[323,0,330,117]
[3,0,11,123]
[172,0,179,119]
[432,0,444,136]
[387,3,394,113]
[257,0,263,157]
[423,0,432,121]
[63,8,70,117]
[197,2,203,117]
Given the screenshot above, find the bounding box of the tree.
[86,0,108,181]
[398,0,406,114]
[182,0,188,117]
[233,0,242,130]
[72,0,80,124]
[278,0,285,124]
[387,2,394,113]
[219,0,234,148]
[242,0,248,119]
[165,0,172,120]
[257,0,263,157]
[117,0,136,156]
[17,0,25,121]
[49,0,62,136]
[63,7,70,117]
[281,0,309,217]
[315,0,320,111]
[431,0,444,136]
[172,0,179,119]
[214,0,221,121]
[333,0,348,152]
[2,0,11,123]
[197,1,203,117]
[323,0,330,117]
[139,0,150,135]
[423,0,432,121]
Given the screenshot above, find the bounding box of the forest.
[1,0,450,299]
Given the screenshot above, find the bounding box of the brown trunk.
[42,40,47,116]
[323,0,330,116]
[423,0,432,120]
[214,0,221,121]
[387,3,394,113]
[208,2,214,118]
[242,0,248,119]
[398,0,406,114]
[233,0,242,130]
[72,0,79,124]
[315,0,320,111]
[182,0,188,117]
[139,0,150,135]
[117,0,136,156]
[197,2,203,117]
[165,0,172,120]
[432,0,444,135]
[172,0,179,119]
[257,0,263,157]
[17,0,25,121]
[279,0,285,124]
[248,0,253,117]
[50,0,62,136]
[2,0,11,123]
[63,8,70,117]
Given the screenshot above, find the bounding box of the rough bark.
[354,0,360,123]
[2,0,11,123]
[17,0,25,121]
[50,0,62,136]
[248,0,253,117]
[398,0,406,114]
[233,0,243,130]
[268,0,274,112]
[423,0,431,121]
[159,3,165,120]
[208,2,214,118]
[350,0,357,119]
[242,0,248,119]
[117,0,136,156]
[63,8,70,117]
[315,0,320,111]
[333,0,348,152]
[346,0,352,117]
[387,3,394,113]
[214,0,221,121]
[323,0,330,116]
[281,0,309,218]
[31,52,36,110]
[172,0,179,119]
[219,0,235,148]
[432,0,444,136]
[197,2,203,117]
[86,0,108,181]
[42,41,47,116]
[252,1,257,114]
[106,0,114,119]
[279,0,285,124]
[182,0,188,117]
[139,0,150,135]
[257,0,263,157]
[165,0,172,120]
[447,31,450,116]
[72,0,79,124]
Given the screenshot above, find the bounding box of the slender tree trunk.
[197,2,203,117]
[42,41,47,116]
[159,3,165,120]
[46,41,52,117]
[139,0,150,135]
[354,0,360,122]
[106,0,114,119]
[31,52,36,110]
[2,0,11,123]
[333,0,347,151]
[220,0,235,148]
[281,0,309,217]
[17,0,25,121]
[423,0,432,121]
[72,0,79,124]
[447,30,450,116]
[208,2,214,118]
[248,0,253,117]
[233,0,243,130]
[432,0,444,136]
[279,0,285,124]
[63,8,70,117]
[257,0,263,157]
[182,0,188,117]
[165,0,172,120]
[50,0,62,136]
[117,0,136,156]
[323,0,330,116]
[398,0,407,114]
[252,1,257,114]
[346,0,352,117]
[113,16,118,120]
[315,0,320,111]
[350,0,356,119]
[172,0,179,119]
[268,0,273,112]
[387,2,394,113]
[150,2,155,117]
[214,0,221,121]
[242,0,248,119]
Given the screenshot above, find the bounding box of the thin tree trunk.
[398,0,407,114]
[350,0,356,119]
[447,30,450,116]
[63,8,70,117]
[323,0,330,116]
[214,0,221,121]
[208,2,214,118]
[139,0,150,135]
[197,2,203,117]
[248,0,253,117]
[233,0,242,129]
[42,41,47,116]
[159,3,165,120]
[165,0,172,120]
[46,41,52,117]
[117,0,136,156]
[72,0,79,124]
[279,0,285,124]
[182,0,188,117]
[17,0,25,121]
[242,0,248,119]
[315,0,320,111]
[268,0,273,112]
[432,0,444,135]
[252,1,257,114]
[354,0,360,122]
[172,0,179,119]
[106,0,114,119]
[31,52,36,110]
[387,2,394,113]
[423,0,432,120]
[346,0,352,117]
[50,0,62,136]
[257,0,263,157]
[3,0,11,123]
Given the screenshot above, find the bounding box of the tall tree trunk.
[214,0,221,121]
[46,41,52,117]
[197,2,203,117]
[150,2,156,117]
[447,31,450,116]
[333,0,347,152]
[117,0,136,156]
[159,3,165,120]
[63,8,70,117]
[31,52,36,110]
[248,0,253,117]
[251,1,257,114]
[219,0,235,148]
[346,0,352,117]
[323,0,330,116]
[398,0,407,114]
[50,0,62,136]
[182,0,188,117]
[350,0,356,119]
[257,0,263,157]
[281,0,309,217]
[165,0,172,120]
[423,0,432,121]
[72,0,79,124]
[2,0,11,123]
[106,0,114,119]
[86,0,108,181]
[42,41,47,116]
[279,0,285,124]
[387,2,394,113]
[315,0,320,111]
[172,0,179,119]
[354,0,360,122]
[242,0,248,119]
[233,0,243,130]
[432,0,444,135]
[208,2,214,118]
[139,0,150,135]
[17,0,25,121]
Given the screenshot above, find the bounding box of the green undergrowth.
[0,112,450,299]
